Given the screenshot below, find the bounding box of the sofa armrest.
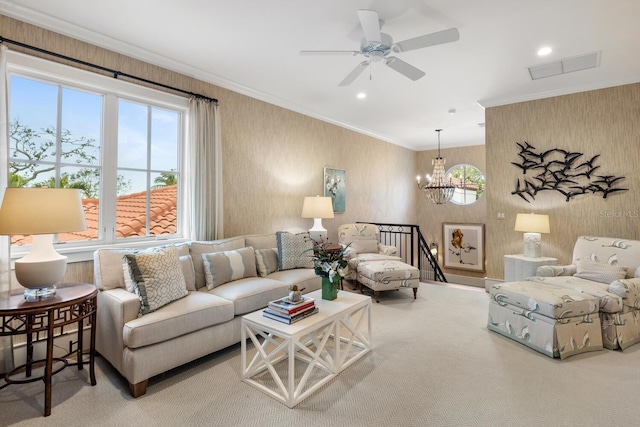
[536,264,576,277]
[96,288,141,375]
[378,244,397,256]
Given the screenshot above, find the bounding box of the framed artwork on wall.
[323,167,346,213]
[442,223,485,272]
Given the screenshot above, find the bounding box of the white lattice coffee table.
[241,289,372,407]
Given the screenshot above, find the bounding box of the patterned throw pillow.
[574,258,627,284]
[255,248,279,277]
[124,246,188,316]
[202,247,257,290]
[276,231,314,270]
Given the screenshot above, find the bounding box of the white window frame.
[6,51,190,263]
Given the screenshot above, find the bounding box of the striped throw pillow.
[255,248,279,277]
[202,247,257,290]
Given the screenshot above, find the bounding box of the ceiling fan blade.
[300,50,360,56]
[357,9,381,43]
[385,57,425,81]
[392,28,460,53]
[339,61,369,86]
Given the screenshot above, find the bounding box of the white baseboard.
[445,274,486,289]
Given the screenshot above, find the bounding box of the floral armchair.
[337,223,400,280]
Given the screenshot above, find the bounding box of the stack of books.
[263,295,318,324]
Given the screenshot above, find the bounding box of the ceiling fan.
[300,9,460,86]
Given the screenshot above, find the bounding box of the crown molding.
[478,74,640,108]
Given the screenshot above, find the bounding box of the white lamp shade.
[515,213,550,258]
[301,196,334,219]
[514,213,550,234]
[0,187,87,235]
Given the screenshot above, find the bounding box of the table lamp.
[301,196,334,243]
[0,187,87,300]
[514,213,550,258]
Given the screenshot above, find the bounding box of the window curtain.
[0,44,15,374]
[185,97,223,241]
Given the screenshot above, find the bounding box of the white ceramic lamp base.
[308,218,327,244]
[15,234,66,301]
[523,232,542,258]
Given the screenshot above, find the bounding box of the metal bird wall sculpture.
[511,142,627,202]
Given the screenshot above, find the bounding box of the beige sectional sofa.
[93,232,321,397]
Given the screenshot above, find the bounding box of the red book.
[268,298,315,315]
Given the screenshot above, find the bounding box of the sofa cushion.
[490,281,599,319]
[276,231,314,270]
[190,237,246,289]
[255,248,279,277]
[267,268,319,288]
[124,246,189,316]
[574,258,627,284]
[527,275,623,313]
[207,276,290,315]
[202,247,257,290]
[244,233,277,250]
[93,243,189,291]
[123,292,234,349]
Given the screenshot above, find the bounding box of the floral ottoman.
[355,260,419,303]
[488,281,603,359]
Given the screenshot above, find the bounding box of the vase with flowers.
[308,242,350,300]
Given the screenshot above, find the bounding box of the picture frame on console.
[323,167,346,213]
[442,223,485,272]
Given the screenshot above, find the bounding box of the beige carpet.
[2,282,639,427]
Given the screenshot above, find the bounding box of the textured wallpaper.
[486,84,640,279]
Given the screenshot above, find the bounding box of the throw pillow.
[124,246,188,316]
[255,248,279,277]
[574,258,627,284]
[349,239,379,254]
[124,254,195,292]
[276,231,314,270]
[180,255,196,291]
[202,246,257,290]
[536,265,577,277]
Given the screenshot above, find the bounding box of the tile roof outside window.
[11,185,177,245]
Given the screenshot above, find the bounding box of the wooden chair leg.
[413,288,418,299]
[373,291,380,303]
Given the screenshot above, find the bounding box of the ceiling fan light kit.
[300,9,460,86]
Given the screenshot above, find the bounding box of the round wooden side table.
[0,283,98,417]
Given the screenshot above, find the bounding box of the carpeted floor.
[2,282,639,426]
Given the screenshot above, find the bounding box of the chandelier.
[417,129,456,205]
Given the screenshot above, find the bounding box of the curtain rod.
[0,35,218,104]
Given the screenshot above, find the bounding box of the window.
[6,51,188,256]
[445,164,485,205]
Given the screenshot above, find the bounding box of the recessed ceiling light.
[356,92,366,99]
[448,108,456,115]
[538,46,552,56]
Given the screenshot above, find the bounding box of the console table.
[0,283,98,417]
